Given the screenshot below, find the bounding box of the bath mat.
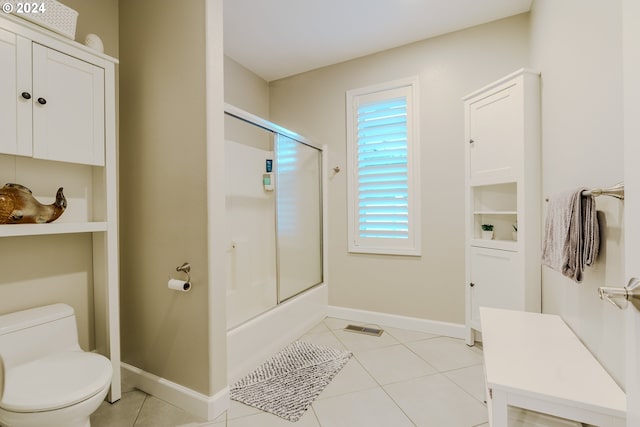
[230,340,352,422]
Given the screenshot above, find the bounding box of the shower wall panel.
[225,120,277,329]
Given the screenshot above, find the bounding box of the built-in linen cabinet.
[463,69,541,345]
[0,27,104,165]
[0,14,120,401]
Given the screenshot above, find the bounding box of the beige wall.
[224,56,269,117]
[0,234,95,350]
[530,0,625,386]
[59,0,119,57]
[269,14,530,324]
[119,0,216,395]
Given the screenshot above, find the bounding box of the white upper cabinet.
[0,28,18,155]
[0,30,105,166]
[0,28,32,157]
[468,82,521,185]
[32,43,105,166]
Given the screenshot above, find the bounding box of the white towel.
[541,188,599,283]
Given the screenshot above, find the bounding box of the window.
[346,77,421,255]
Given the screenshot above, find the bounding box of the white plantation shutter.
[347,78,421,255]
[357,98,409,239]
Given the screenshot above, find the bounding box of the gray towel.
[541,188,599,283]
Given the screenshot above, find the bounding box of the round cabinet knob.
[470,282,475,287]
[21,92,31,100]
[37,97,47,105]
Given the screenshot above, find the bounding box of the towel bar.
[582,182,624,199]
[598,277,640,310]
[545,183,624,202]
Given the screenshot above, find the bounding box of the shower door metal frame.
[224,103,325,308]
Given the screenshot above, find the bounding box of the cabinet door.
[469,246,520,327]
[468,83,520,183]
[32,43,105,166]
[0,29,32,157]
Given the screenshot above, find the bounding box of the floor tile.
[384,373,489,427]
[383,326,439,343]
[407,336,483,372]
[355,344,437,385]
[227,399,264,420]
[305,321,331,335]
[323,317,357,330]
[299,330,348,350]
[227,407,320,426]
[313,387,414,427]
[180,420,227,427]
[133,395,208,427]
[91,390,146,427]
[444,364,487,403]
[316,358,378,399]
[333,328,399,353]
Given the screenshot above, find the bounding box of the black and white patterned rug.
[230,340,352,422]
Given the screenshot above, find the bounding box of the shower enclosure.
[224,106,324,331]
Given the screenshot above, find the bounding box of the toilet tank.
[0,304,82,370]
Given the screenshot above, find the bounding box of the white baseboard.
[121,362,229,421]
[327,305,465,339]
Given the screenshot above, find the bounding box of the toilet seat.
[0,351,112,413]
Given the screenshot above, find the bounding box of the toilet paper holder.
[176,262,191,283]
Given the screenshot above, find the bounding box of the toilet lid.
[0,351,112,412]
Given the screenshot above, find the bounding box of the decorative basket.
[8,0,78,40]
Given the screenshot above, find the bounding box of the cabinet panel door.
[469,246,520,326]
[32,43,105,166]
[468,84,519,183]
[0,29,32,156]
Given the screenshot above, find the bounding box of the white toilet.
[0,304,112,427]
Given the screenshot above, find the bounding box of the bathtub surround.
[226,263,328,385]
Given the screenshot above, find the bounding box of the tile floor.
[91,317,489,427]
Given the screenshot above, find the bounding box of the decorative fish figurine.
[0,183,67,224]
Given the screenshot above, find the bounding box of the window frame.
[346,76,421,256]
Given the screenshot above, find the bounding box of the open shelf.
[473,211,517,215]
[0,221,107,237]
[470,238,518,252]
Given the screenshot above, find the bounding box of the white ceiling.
[223,0,533,82]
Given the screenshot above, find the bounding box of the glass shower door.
[276,134,323,302]
[225,115,278,329]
